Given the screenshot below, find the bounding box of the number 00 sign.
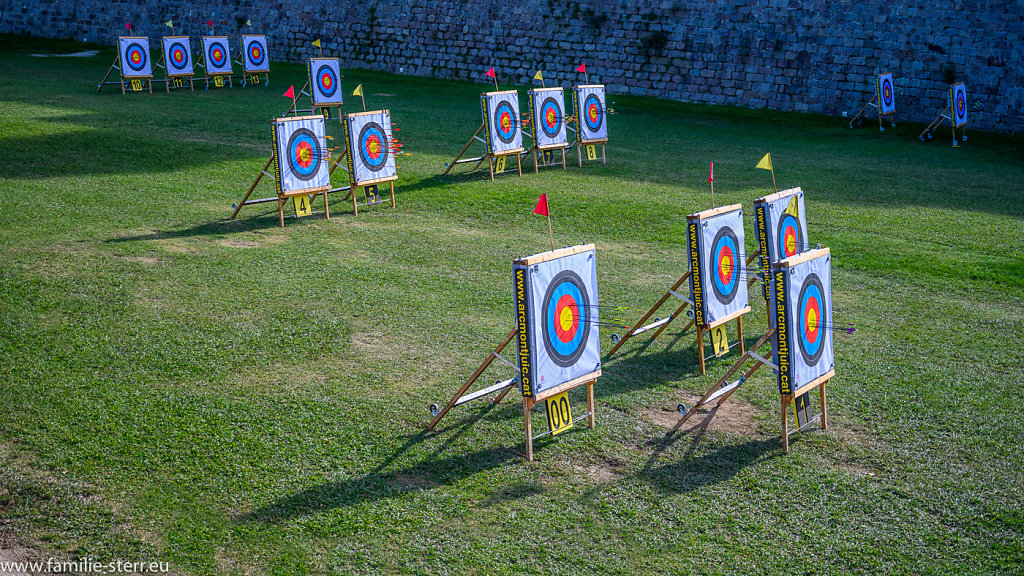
[545,391,574,435]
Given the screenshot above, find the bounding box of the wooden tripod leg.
[606,272,692,357]
[819,380,828,429]
[97,57,118,92]
[352,186,358,215]
[328,148,349,175]
[602,143,606,164]
[426,327,517,431]
[696,326,706,374]
[489,156,495,181]
[516,152,522,176]
[323,188,330,221]
[577,143,582,167]
[587,381,595,428]
[781,396,790,453]
[561,148,566,170]
[523,398,534,461]
[232,155,275,219]
[388,180,395,208]
[277,198,285,227]
[534,147,539,173]
[443,124,484,175]
[736,315,745,355]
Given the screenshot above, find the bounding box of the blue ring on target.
[168,42,189,72]
[315,64,338,98]
[776,213,801,259]
[208,41,228,68]
[539,97,562,138]
[285,127,321,181]
[493,100,517,144]
[124,42,148,72]
[583,94,603,132]
[709,227,740,305]
[357,121,389,172]
[797,273,826,365]
[247,40,266,67]
[542,270,591,367]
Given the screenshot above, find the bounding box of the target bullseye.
[709,227,741,305]
[542,270,591,367]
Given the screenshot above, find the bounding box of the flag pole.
[361,92,366,112]
[709,162,715,209]
[770,167,777,193]
[493,74,499,92]
[546,212,554,252]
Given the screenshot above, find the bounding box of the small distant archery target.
[308,58,343,105]
[242,35,269,73]
[514,246,601,397]
[530,88,568,148]
[272,116,330,195]
[950,83,968,127]
[344,110,397,186]
[481,91,523,155]
[772,248,834,395]
[876,73,896,115]
[162,37,193,76]
[574,85,607,142]
[688,206,749,327]
[118,37,152,78]
[202,36,232,75]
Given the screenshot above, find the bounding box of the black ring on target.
[797,273,827,366]
[207,41,228,68]
[541,270,592,367]
[357,121,389,172]
[314,64,338,98]
[776,212,802,260]
[539,96,562,139]
[583,94,603,132]
[285,127,321,182]
[493,99,518,144]
[247,39,266,67]
[124,42,148,72]
[168,41,189,72]
[708,226,741,305]
[881,78,893,107]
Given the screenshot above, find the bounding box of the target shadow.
[104,212,302,244]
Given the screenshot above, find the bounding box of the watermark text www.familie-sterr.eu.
[1,557,170,574]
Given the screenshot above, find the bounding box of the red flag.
[533,193,549,216]
[576,63,586,74]
[206,19,214,26]
[484,66,495,78]
[708,161,714,183]
[283,85,295,99]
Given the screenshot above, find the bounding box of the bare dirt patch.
[585,458,628,483]
[219,239,260,249]
[644,394,762,437]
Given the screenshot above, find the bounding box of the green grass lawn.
[1,35,1023,575]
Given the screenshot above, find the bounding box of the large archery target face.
[202,37,232,74]
[531,89,567,147]
[482,92,522,154]
[162,37,193,75]
[697,209,748,325]
[517,248,601,396]
[274,117,329,193]
[308,58,343,105]
[346,111,397,185]
[118,37,152,77]
[781,252,834,389]
[877,73,895,115]
[575,85,607,141]
[951,83,968,127]
[242,35,269,72]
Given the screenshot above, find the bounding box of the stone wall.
[3,0,1021,133]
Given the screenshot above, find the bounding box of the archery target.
[202,36,232,75]
[688,207,749,327]
[308,58,343,105]
[162,37,193,76]
[755,189,808,265]
[272,116,330,194]
[530,88,568,148]
[344,110,397,186]
[481,91,522,155]
[118,37,152,78]
[951,83,968,127]
[876,73,895,115]
[514,246,601,397]
[574,85,607,142]
[772,249,833,394]
[242,35,269,73]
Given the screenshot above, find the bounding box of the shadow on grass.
[104,211,324,243]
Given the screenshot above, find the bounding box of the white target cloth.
[241,35,270,73]
[481,90,523,155]
[529,87,568,148]
[688,206,749,328]
[772,249,834,395]
[876,73,896,115]
[161,36,193,76]
[201,36,232,75]
[272,115,330,195]
[308,57,343,106]
[118,37,152,78]
[950,83,968,127]
[574,84,607,142]
[514,246,601,397]
[344,110,397,186]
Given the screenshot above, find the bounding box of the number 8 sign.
[545,391,574,435]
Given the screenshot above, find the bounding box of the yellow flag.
[311,39,322,48]
[756,153,772,171]
[165,20,173,27]
[533,70,543,81]
[352,84,363,96]
[245,19,251,26]
[784,194,799,217]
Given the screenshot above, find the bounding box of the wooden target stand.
[198,50,232,90]
[574,138,607,167]
[326,129,398,216]
[529,143,568,173]
[96,51,153,95]
[157,44,194,93]
[443,124,523,181]
[920,91,967,147]
[242,69,268,88]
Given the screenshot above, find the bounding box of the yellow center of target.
[299,148,310,162]
[559,306,574,332]
[807,308,818,333]
[369,140,379,154]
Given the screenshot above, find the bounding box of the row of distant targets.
[850,72,969,146]
[100,34,270,93]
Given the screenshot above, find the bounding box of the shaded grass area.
[1,35,1023,574]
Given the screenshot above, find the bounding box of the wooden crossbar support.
[231,155,275,219]
[443,124,485,175]
[426,327,517,431]
[606,272,691,357]
[848,97,876,128]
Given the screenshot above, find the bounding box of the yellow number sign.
[171,78,183,88]
[710,325,729,357]
[214,76,224,87]
[293,194,312,217]
[363,184,380,205]
[545,391,573,436]
[251,74,261,84]
[494,155,506,173]
[130,79,143,91]
[586,144,597,161]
